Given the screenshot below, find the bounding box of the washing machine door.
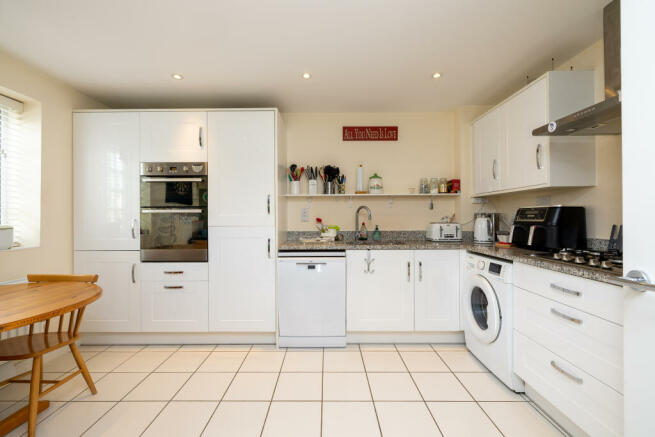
[465,274,501,344]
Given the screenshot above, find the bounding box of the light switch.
[301,207,310,222]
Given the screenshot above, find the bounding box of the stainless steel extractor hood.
[533,0,621,136]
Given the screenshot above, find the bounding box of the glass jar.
[369,173,383,194]
[438,177,448,193]
[430,178,439,194]
[419,177,429,194]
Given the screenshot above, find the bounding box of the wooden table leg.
[0,400,50,435]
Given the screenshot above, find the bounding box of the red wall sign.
[343,126,398,141]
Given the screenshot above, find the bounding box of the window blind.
[0,93,39,247]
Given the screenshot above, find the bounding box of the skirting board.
[525,383,586,437]
[80,331,464,346]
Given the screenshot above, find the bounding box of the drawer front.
[514,332,623,437]
[141,281,209,332]
[514,263,624,324]
[140,262,208,281]
[514,287,623,392]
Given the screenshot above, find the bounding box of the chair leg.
[69,343,97,394]
[28,356,42,437]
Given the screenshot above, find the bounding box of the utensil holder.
[324,180,335,194]
[290,180,301,195]
[308,179,318,195]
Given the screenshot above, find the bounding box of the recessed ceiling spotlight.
[171,73,184,80]
[302,72,312,79]
[432,72,442,79]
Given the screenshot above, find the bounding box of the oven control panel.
[140,162,207,176]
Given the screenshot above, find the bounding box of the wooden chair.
[0,274,99,435]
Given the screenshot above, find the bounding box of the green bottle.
[372,225,382,241]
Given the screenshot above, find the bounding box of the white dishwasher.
[277,251,346,347]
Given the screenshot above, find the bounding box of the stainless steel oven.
[140,162,208,262]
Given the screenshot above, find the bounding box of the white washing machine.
[462,253,524,392]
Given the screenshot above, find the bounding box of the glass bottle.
[372,225,382,241]
[430,178,439,194]
[358,222,368,240]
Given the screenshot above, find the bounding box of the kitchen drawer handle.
[407,261,411,282]
[550,308,582,325]
[536,144,544,169]
[419,261,423,282]
[131,263,136,283]
[550,283,581,297]
[164,271,184,275]
[164,285,184,290]
[199,126,203,148]
[550,360,583,384]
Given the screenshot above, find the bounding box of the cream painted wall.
[283,112,459,231]
[459,40,622,239]
[0,49,106,282]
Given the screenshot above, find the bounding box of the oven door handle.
[141,209,203,214]
[141,177,204,182]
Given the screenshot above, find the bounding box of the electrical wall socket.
[471,197,489,204]
[301,207,310,222]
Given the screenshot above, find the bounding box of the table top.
[0,282,102,332]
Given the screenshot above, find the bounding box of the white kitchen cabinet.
[346,250,414,332]
[74,251,140,332]
[208,227,276,332]
[73,112,140,251]
[414,250,460,331]
[140,111,207,162]
[207,110,275,227]
[141,281,208,332]
[472,71,596,196]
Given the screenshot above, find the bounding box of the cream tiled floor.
[0,344,566,437]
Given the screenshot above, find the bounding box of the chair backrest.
[27,274,99,284]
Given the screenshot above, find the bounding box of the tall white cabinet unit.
[207,110,278,332]
[74,112,142,332]
[472,71,597,196]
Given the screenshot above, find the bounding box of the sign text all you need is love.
[342,126,398,141]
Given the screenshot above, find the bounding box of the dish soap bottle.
[358,222,368,240]
[372,225,382,241]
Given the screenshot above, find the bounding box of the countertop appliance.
[140,162,208,262]
[463,253,524,392]
[277,251,346,347]
[509,206,586,251]
[533,0,621,136]
[426,223,462,242]
[474,213,500,244]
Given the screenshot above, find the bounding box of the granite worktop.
[279,231,620,285]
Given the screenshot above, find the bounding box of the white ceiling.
[0,0,608,111]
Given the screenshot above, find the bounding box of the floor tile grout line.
[199,344,252,437]
[358,344,383,437]
[394,344,445,437]
[434,348,507,437]
[258,348,287,437]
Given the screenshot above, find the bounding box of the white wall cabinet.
[207,110,275,227]
[208,227,276,332]
[140,111,207,162]
[414,250,460,331]
[73,112,140,251]
[141,281,208,332]
[472,71,596,196]
[346,250,415,332]
[74,251,140,332]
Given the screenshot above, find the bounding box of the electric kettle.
[474,213,495,244]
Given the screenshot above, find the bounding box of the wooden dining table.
[0,281,102,435]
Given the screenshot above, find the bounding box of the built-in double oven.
[140,162,208,262]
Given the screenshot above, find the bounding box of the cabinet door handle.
[131,218,137,239]
[131,263,136,283]
[419,261,423,282]
[492,159,498,180]
[550,308,582,325]
[198,126,203,149]
[550,360,583,384]
[407,261,411,282]
[536,144,544,169]
[164,285,184,290]
[267,195,271,214]
[164,271,184,275]
[550,283,581,297]
[267,238,271,258]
